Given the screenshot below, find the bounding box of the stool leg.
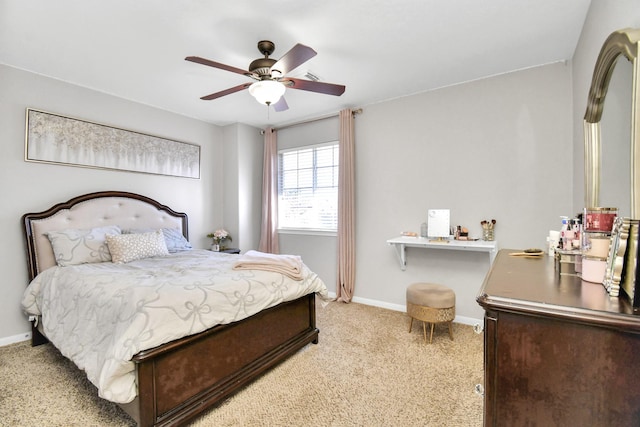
[429,323,435,344]
[408,317,413,333]
[422,322,427,343]
[448,321,454,341]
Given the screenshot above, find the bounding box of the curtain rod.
[265,108,363,133]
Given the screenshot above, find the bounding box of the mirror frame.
[584,28,640,217]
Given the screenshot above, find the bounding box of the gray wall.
[356,63,573,321]
[276,63,574,323]
[222,123,264,252]
[0,64,224,344]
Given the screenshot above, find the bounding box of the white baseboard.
[328,292,482,326]
[0,332,31,347]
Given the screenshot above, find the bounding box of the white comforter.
[21,250,328,404]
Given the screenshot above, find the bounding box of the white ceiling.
[0,0,591,129]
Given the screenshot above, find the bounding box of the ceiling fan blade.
[272,97,289,112]
[200,83,252,100]
[283,77,346,96]
[185,56,255,77]
[271,44,317,76]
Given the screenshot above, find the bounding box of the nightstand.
[220,248,241,254]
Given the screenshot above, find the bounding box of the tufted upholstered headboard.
[22,191,188,281]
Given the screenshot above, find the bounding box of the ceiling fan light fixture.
[248,80,286,105]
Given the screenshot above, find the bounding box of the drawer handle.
[473,323,484,334]
[475,383,484,396]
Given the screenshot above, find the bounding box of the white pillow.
[46,225,122,267]
[106,230,169,263]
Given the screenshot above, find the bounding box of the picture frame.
[427,209,450,238]
[603,216,624,296]
[620,219,640,309]
[25,108,201,179]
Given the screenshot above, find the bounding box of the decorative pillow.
[106,230,169,263]
[161,228,192,253]
[122,227,192,253]
[46,225,122,267]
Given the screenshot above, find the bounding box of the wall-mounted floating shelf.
[386,236,498,270]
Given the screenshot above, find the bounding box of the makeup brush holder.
[482,229,495,241]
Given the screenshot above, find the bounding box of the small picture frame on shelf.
[427,209,450,239]
[620,219,640,309]
[603,217,624,296]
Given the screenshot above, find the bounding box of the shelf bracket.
[390,243,407,270]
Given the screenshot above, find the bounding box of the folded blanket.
[232,250,304,280]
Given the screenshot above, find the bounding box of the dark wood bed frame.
[22,191,320,426]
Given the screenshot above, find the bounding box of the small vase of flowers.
[207,229,232,251]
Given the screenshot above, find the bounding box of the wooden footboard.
[120,293,318,427]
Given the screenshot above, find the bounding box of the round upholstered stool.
[406,283,455,343]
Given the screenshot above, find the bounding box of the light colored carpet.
[0,300,484,426]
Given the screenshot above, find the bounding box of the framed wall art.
[25,108,200,179]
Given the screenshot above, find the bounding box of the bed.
[21,191,328,426]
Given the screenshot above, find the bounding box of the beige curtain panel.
[336,109,356,302]
[258,127,280,254]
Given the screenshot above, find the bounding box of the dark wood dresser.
[477,249,640,426]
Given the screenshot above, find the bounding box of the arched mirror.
[584,28,640,218]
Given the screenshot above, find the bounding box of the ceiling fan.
[185,40,346,112]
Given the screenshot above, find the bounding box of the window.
[278,142,339,232]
